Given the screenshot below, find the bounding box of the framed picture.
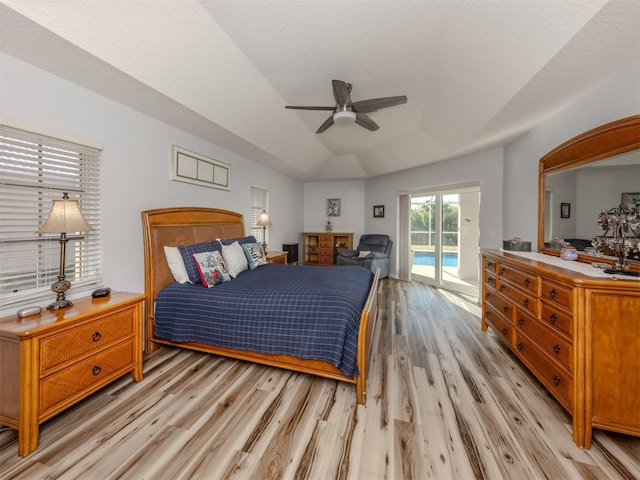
[327,198,341,216]
[622,192,640,209]
[172,145,230,191]
[373,205,385,218]
[560,202,570,219]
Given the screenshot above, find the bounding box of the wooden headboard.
[141,207,245,351]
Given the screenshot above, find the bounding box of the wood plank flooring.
[1,279,638,479]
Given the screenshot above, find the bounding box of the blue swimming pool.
[413,251,459,267]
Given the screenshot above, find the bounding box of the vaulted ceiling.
[1,1,638,181]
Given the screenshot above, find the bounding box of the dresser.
[302,232,353,265]
[0,292,144,456]
[481,249,639,448]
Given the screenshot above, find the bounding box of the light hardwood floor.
[1,279,638,479]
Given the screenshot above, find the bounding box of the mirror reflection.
[542,149,640,261]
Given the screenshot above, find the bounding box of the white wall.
[503,61,640,249]
[303,180,366,243]
[0,52,303,316]
[576,165,640,239]
[365,148,505,277]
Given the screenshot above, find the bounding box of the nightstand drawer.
[40,308,135,374]
[40,339,135,416]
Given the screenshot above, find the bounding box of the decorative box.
[503,238,531,252]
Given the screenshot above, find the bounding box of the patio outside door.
[409,186,480,296]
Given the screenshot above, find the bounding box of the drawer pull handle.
[523,298,529,307]
[485,293,490,300]
[501,328,508,335]
[503,305,509,313]
[92,332,102,342]
[517,342,524,350]
[524,278,530,287]
[518,317,524,326]
[499,267,505,275]
[553,344,561,354]
[487,261,493,268]
[92,365,102,376]
[549,288,557,299]
[552,375,561,386]
[499,284,505,292]
[549,314,557,324]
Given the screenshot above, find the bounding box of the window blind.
[0,125,102,307]
[250,186,269,245]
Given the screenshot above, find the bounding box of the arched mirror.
[538,115,640,272]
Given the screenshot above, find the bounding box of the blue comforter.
[154,264,373,377]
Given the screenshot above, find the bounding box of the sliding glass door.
[409,186,480,296]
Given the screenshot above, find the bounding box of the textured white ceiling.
[1,0,639,181]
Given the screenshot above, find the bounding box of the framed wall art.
[327,198,341,216]
[373,205,385,218]
[622,192,640,209]
[560,202,571,219]
[172,145,231,191]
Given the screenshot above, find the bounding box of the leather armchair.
[336,234,393,278]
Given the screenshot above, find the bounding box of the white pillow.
[358,250,372,258]
[221,241,249,278]
[164,246,190,283]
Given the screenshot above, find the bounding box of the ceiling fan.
[285,79,407,133]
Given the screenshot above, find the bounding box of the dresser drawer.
[40,339,135,416]
[484,287,514,320]
[319,240,333,250]
[498,264,538,293]
[515,309,572,371]
[40,308,135,374]
[498,282,538,316]
[319,255,333,265]
[485,271,497,290]
[319,234,333,242]
[540,302,573,338]
[540,279,572,309]
[484,256,498,274]
[515,331,572,411]
[484,304,513,345]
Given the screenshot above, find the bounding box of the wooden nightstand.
[266,251,288,264]
[0,291,144,456]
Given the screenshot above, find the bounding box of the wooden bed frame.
[141,207,380,405]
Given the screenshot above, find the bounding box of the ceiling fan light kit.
[333,110,356,125]
[285,79,407,133]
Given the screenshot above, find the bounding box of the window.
[250,186,269,245]
[0,125,102,307]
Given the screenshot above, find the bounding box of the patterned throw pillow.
[177,241,220,284]
[241,242,267,270]
[193,251,231,287]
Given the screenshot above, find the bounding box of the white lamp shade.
[257,212,272,227]
[38,198,94,233]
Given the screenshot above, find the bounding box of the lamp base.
[46,298,74,310]
[47,278,72,310]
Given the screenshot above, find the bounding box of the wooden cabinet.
[481,250,640,448]
[0,292,144,456]
[302,232,353,266]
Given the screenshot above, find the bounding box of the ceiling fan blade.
[316,115,335,133]
[355,113,379,131]
[332,80,352,105]
[285,105,335,111]
[352,95,407,113]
